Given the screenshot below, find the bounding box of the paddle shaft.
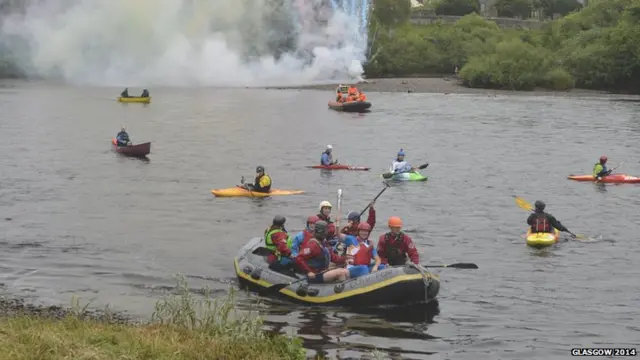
[359,184,390,216]
[420,263,478,269]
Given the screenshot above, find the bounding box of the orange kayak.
[211,186,304,198]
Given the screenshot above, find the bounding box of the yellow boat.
[526,228,560,249]
[117,96,151,104]
[211,186,304,198]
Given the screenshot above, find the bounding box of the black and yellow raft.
[234,237,440,307]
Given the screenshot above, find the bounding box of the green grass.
[0,276,306,360]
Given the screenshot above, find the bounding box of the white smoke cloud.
[0,0,367,86]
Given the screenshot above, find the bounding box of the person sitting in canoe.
[336,84,349,103]
[345,223,384,278]
[120,88,130,98]
[390,149,415,174]
[291,215,320,257]
[320,145,338,166]
[527,201,575,238]
[264,215,294,271]
[242,165,271,193]
[141,89,149,97]
[377,216,420,266]
[116,126,131,146]
[294,220,349,283]
[593,155,612,180]
[341,206,376,236]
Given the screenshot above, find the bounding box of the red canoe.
[567,173,640,184]
[306,165,370,171]
[112,138,151,157]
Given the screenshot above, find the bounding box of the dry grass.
[0,276,305,360]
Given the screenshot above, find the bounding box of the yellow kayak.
[117,96,151,104]
[211,186,304,198]
[526,228,560,249]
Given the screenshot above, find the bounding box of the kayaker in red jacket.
[377,216,419,266]
[341,203,376,236]
[295,220,348,283]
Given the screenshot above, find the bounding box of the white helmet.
[326,144,333,150]
[319,201,332,211]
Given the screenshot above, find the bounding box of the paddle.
[382,163,429,179]
[421,263,478,269]
[336,188,343,233]
[596,162,624,183]
[513,196,585,239]
[359,183,390,216]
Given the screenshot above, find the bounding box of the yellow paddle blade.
[574,234,587,240]
[514,196,533,211]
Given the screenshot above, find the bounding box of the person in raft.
[377,216,420,266]
[390,149,415,174]
[341,204,376,237]
[115,126,131,146]
[291,215,320,257]
[263,215,295,271]
[336,84,349,103]
[345,223,384,278]
[527,201,575,238]
[321,145,338,166]
[242,165,271,193]
[294,220,349,283]
[593,155,612,180]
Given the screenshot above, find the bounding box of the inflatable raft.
[234,237,440,307]
[384,171,428,182]
[306,165,370,171]
[567,174,640,184]
[211,186,304,197]
[328,100,371,113]
[526,228,560,249]
[117,96,151,104]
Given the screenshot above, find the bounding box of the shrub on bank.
[0,276,306,360]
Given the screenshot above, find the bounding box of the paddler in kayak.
[264,215,295,271]
[341,205,376,236]
[116,126,131,146]
[527,201,575,238]
[593,156,612,180]
[321,145,338,166]
[390,149,415,174]
[345,223,384,278]
[241,166,272,193]
[294,220,349,283]
[377,216,420,266]
[291,215,320,257]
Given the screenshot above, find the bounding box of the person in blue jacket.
[116,126,131,146]
[321,145,337,166]
[291,215,320,257]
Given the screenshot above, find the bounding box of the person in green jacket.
[593,155,612,180]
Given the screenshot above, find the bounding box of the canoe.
[306,165,370,171]
[111,138,151,157]
[384,171,428,182]
[234,237,440,307]
[526,228,560,249]
[211,186,304,198]
[567,173,640,184]
[117,96,151,104]
[328,101,371,113]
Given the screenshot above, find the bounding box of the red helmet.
[307,215,320,224]
[600,155,608,163]
[357,223,371,232]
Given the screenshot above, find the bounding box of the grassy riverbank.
[0,277,305,360]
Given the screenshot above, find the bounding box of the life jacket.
[254,174,272,192]
[531,213,551,233]
[264,227,292,259]
[305,238,330,271]
[384,232,407,266]
[350,239,374,266]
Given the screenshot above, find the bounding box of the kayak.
[328,100,371,113]
[111,138,151,157]
[234,237,440,307]
[306,165,370,171]
[526,228,560,249]
[567,173,640,184]
[117,96,151,104]
[384,171,428,182]
[211,186,304,198]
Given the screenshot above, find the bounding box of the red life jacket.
[351,240,374,266]
[532,213,551,232]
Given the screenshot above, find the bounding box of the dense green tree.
[371,0,412,28]
[495,0,533,19]
[435,0,480,16]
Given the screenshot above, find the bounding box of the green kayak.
[383,171,428,182]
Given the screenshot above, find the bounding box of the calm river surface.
[1,80,639,359]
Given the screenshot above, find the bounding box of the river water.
[1,80,639,359]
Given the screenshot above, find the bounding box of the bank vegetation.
[366,0,640,93]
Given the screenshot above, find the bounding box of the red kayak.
[567,173,640,184]
[112,138,151,157]
[306,165,370,171]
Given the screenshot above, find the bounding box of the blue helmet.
[397,148,405,156]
